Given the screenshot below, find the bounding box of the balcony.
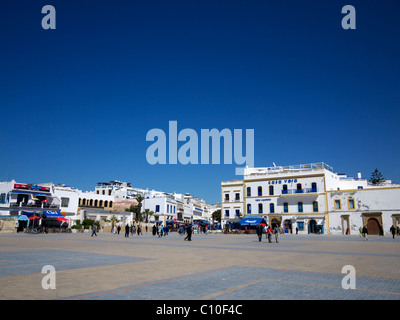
[281,188,318,195]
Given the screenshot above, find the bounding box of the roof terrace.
[244,162,334,177]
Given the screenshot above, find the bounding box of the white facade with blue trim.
[221,163,400,235]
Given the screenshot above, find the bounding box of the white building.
[0,180,60,216]
[221,162,400,235]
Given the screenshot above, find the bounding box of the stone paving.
[0,231,399,300]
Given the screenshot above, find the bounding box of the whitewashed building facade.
[221,163,400,235]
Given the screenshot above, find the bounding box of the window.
[235,209,240,217]
[282,184,288,194]
[283,202,289,213]
[247,204,252,214]
[225,210,230,218]
[296,183,303,193]
[258,203,263,214]
[235,193,240,201]
[167,205,169,213]
[297,221,304,231]
[334,200,341,210]
[269,185,274,196]
[312,201,318,212]
[258,186,262,196]
[247,187,251,197]
[298,202,303,213]
[0,193,6,204]
[225,194,229,201]
[270,203,275,213]
[155,205,160,212]
[348,199,355,210]
[311,182,317,192]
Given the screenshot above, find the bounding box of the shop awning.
[43,211,63,218]
[18,215,30,227]
[239,218,264,226]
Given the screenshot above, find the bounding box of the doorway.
[308,219,317,234]
[366,218,381,235]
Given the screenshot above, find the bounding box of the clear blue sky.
[1,0,399,204]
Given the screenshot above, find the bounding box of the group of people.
[111,224,144,237]
[256,224,281,243]
[152,224,170,237]
[151,223,193,241]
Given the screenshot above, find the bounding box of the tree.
[369,168,385,184]
[212,209,221,223]
[143,209,154,223]
[135,195,144,222]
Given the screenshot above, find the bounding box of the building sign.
[268,179,298,185]
[255,198,271,202]
[14,184,51,192]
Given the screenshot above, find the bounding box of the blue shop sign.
[268,179,298,184]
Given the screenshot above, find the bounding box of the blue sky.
[1,0,399,204]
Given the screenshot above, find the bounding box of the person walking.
[152,224,157,236]
[117,225,121,235]
[390,225,396,239]
[266,225,273,243]
[91,224,97,237]
[256,225,262,242]
[125,224,130,237]
[274,225,280,243]
[158,224,163,238]
[362,225,368,241]
[184,224,192,241]
[137,225,142,236]
[359,226,363,238]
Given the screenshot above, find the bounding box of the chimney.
[357,172,362,179]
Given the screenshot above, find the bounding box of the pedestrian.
[158,224,163,237]
[296,227,298,235]
[125,224,129,237]
[184,224,192,241]
[390,225,396,239]
[397,226,400,236]
[362,225,368,241]
[117,225,121,235]
[91,224,97,237]
[152,225,157,236]
[274,225,280,243]
[267,225,272,243]
[137,225,142,236]
[256,225,262,242]
[359,226,363,238]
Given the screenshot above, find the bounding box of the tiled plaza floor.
[0,231,399,300]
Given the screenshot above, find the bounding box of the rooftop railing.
[245,162,333,176]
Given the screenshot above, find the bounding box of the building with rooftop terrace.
[221,162,400,235]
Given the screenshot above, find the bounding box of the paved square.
[0,232,399,300]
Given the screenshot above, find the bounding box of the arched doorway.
[271,218,280,229]
[283,219,292,234]
[367,218,381,235]
[308,219,317,234]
